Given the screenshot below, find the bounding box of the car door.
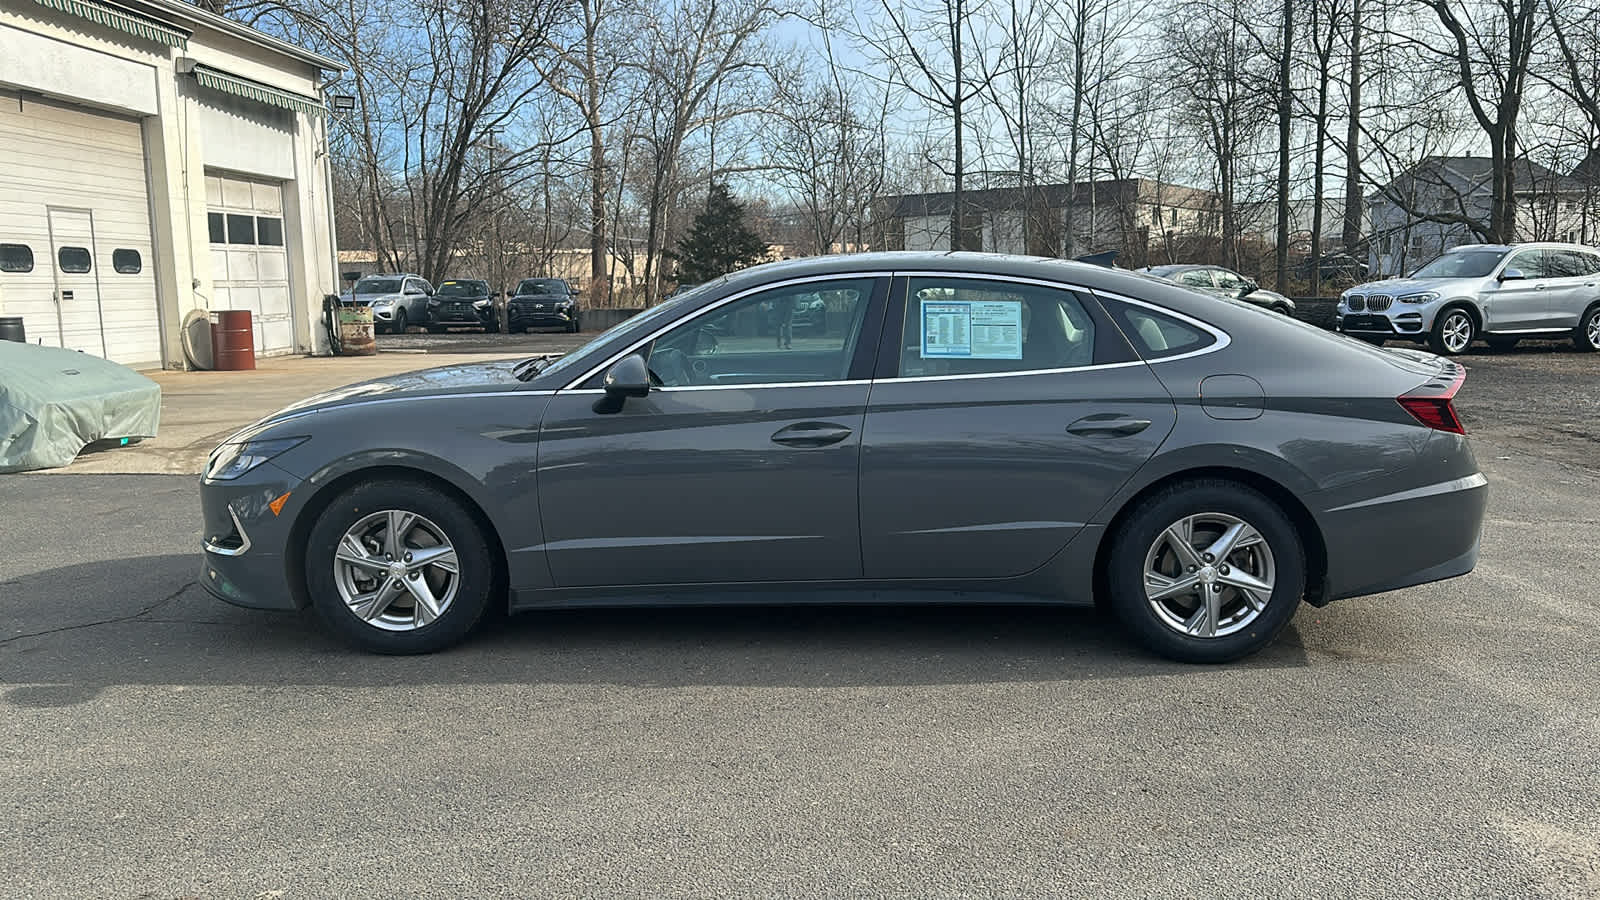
[533,274,889,587]
[858,273,1179,580]
[1543,249,1598,327]
[1487,249,1548,330]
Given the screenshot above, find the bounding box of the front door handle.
[771,422,853,447]
[1067,415,1153,437]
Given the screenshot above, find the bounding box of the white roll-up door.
[206,172,293,355]
[0,92,162,366]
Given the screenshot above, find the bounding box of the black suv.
[427,279,498,332]
[507,278,581,333]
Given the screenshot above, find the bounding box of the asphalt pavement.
[1,339,1598,897]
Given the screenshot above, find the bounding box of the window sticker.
[920,299,1023,359]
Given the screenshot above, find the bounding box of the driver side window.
[1178,270,1214,288]
[1506,250,1547,279]
[646,278,877,388]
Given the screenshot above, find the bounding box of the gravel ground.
[1451,339,1599,473]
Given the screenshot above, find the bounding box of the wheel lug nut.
[404,553,413,563]
[1187,565,1196,573]
[1213,584,1223,592]
[385,554,393,561]
[1219,565,1230,575]
[1203,553,1214,563]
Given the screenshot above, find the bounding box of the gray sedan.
[199,252,1486,663]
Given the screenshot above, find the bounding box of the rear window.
[0,243,32,273]
[1101,298,1216,360]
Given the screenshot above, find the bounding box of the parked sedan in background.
[427,279,498,332]
[199,251,1486,664]
[1141,264,1296,315]
[346,273,434,334]
[1337,242,1600,355]
[507,277,581,333]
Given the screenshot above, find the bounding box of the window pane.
[207,212,226,244]
[647,278,875,387]
[1549,250,1593,278]
[1507,250,1545,278]
[896,277,1097,377]
[58,247,91,274]
[227,214,256,245]
[0,243,33,273]
[1102,298,1214,360]
[256,217,284,246]
[1179,271,1212,288]
[112,248,142,274]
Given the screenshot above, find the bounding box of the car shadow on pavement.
[0,553,1312,705]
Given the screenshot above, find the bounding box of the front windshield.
[531,281,723,383]
[1409,249,1505,279]
[437,281,487,297]
[355,278,402,294]
[516,279,567,295]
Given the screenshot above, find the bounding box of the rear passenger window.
[0,243,32,273]
[58,247,91,274]
[896,277,1101,378]
[1101,298,1216,360]
[1550,250,1597,278]
[112,249,141,274]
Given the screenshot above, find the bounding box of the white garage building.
[0,0,342,368]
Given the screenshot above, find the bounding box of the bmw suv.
[1338,243,1600,354]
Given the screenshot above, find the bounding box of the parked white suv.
[1337,242,1600,355]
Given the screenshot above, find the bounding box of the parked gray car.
[1337,242,1600,354]
[200,252,1486,663]
[1140,264,1296,315]
[345,273,434,334]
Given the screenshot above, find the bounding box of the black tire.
[484,317,499,334]
[304,478,496,654]
[392,308,408,335]
[567,315,580,333]
[1104,478,1306,663]
[1272,303,1293,316]
[1485,335,1520,352]
[1575,304,1600,353]
[1427,305,1475,355]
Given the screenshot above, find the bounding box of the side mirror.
[595,354,650,413]
[1499,268,1525,281]
[1239,280,1257,297]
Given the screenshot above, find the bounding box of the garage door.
[207,173,293,354]
[0,93,162,366]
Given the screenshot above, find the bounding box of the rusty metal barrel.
[337,306,376,356]
[210,309,256,371]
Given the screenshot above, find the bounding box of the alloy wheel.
[1441,311,1472,353]
[1587,311,1600,349]
[332,509,460,631]
[1143,512,1277,639]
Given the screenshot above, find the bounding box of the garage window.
[58,247,91,274]
[0,243,32,273]
[208,213,226,244]
[112,249,142,274]
[256,217,284,246]
[226,214,256,245]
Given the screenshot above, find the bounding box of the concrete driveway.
[2,341,1598,897]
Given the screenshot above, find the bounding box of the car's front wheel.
[1428,307,1475,355]
[304,478,495,653]
[1575,304,1600,352]
[391,308,408,335]
[1105,479,1305,663]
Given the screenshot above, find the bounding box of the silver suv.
[1338,242,1600,355]
[346,273,434,334]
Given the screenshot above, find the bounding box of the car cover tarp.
[0,341,161,473]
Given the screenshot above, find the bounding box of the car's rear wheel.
[1105,479,1305,663]
[1428,307,1475,355]
[1575,304,1600,352]
[304,479,495,654]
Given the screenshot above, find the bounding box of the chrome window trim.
[560,272,892,391]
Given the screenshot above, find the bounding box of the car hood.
[233,359,528,439]
[1345,277,1463,296]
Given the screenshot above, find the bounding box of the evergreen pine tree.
[674,183,769,283]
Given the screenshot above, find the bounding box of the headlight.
[474,298,490,308]
[205,437,307,481]
[1399,292,1439,304]
[371,299,393,308]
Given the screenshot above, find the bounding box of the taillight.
[1397,365,1466,434]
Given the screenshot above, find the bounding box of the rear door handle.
[1067,415,1152,437]
[771,422,853,447]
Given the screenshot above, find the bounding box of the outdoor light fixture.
[331,94,356,111]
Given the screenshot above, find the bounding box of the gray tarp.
[0,341,161,473]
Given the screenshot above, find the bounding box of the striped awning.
[31,0,189,48]
[192,65,325,117]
